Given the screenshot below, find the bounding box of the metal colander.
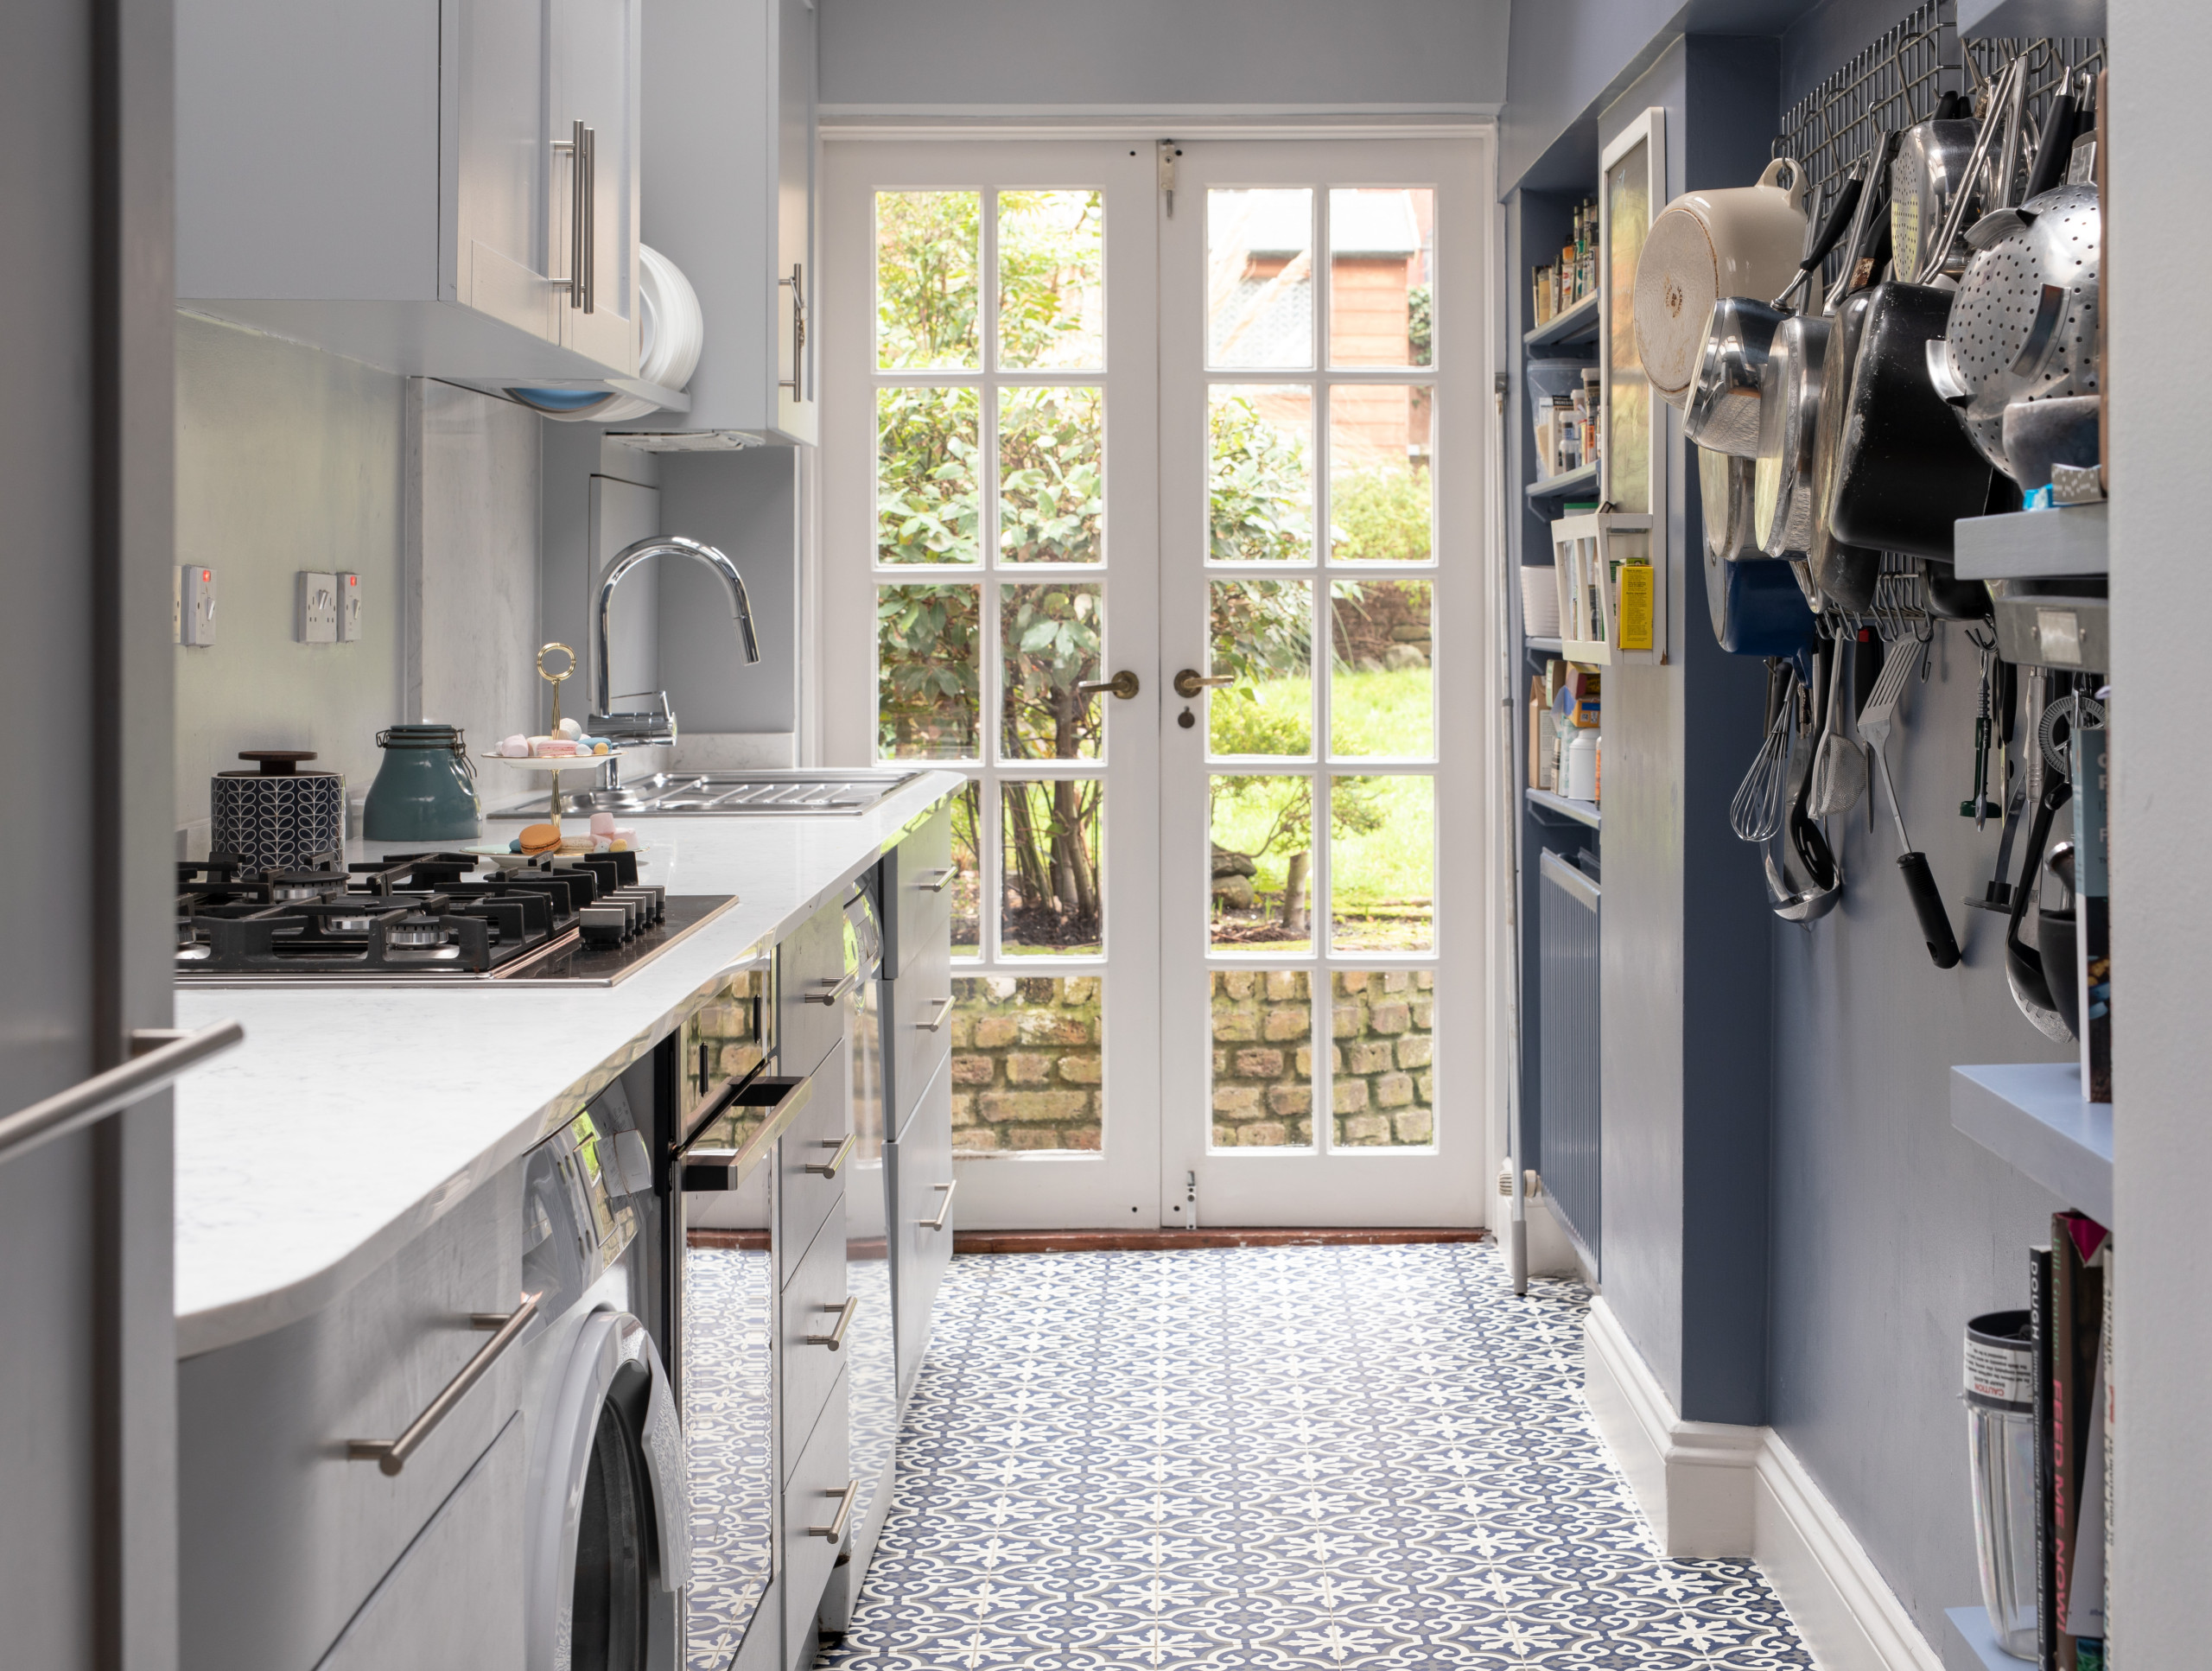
[1941,181,2101,477]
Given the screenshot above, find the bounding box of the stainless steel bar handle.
[558,120,586,308]
[809,1477,860,1541]
[804,1295,858,1351]
[1173,668,1236,699]
[0,1021,244,1172]
[803,969,860,1006]
[918,996,955,1032]
[802,1133,856,1179]
[347,1291,542,1477]
[779,264,807,397]
[912,867,957,894]
[923,1179,957,1232]
[581,123,596,315]
[1077,670,1141,702]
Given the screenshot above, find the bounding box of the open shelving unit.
[1950,1062,2113,1225]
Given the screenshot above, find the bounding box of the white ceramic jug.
[1635,157,1811,410]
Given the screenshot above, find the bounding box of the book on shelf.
[2050,1213,2108,1671]
[2031,1243,2056,1671]
[2073,721,2111,1102]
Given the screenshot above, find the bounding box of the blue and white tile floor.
[814,1242,1813,1669]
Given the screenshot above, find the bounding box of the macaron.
[556,717,582,740]
[518,823,562,855]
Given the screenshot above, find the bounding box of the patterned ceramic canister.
[210,751,346,874]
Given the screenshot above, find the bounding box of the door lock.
[1173,668,1236,699]
[1077,670,1141,702]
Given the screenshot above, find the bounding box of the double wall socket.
[298,571,338,643]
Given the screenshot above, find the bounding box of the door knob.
[1173,668,1236,699]
[1077,670,1141,702]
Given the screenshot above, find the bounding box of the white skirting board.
[1583,1299,1944,1671]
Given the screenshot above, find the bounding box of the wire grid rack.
[1774,0,2105,290]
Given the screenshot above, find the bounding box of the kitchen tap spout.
[594,535,761,716]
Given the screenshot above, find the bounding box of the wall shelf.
[1527,787,1601,830]
[1523,290,1600,349]
[1944,1605,2029,1671]
[1525,636,1564,656]
[1951,1063,2113,1227]
[1526,462,1599,503]
[1955,504,2107,581]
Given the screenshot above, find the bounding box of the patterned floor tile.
[719,1242,1821,1671]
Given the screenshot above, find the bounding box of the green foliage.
[1209,396,1313,562]
[876,584,980,759]
[1407,283,1433,365]
[995,191,1103,370]
[1001,584,1102,760]
[876,386,980,565]
[1329,465,1432,564]
[999,387,1102,563]
[874,191,980,368]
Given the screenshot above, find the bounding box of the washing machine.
[516,1068,690,1671]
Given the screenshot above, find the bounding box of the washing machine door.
[528,1310,689,1671]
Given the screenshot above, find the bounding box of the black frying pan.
[1806,289,1882,611]
[2005,772,2073,1021]
[1827,282,1997,559]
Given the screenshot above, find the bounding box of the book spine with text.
[2032,1244,2056,1671]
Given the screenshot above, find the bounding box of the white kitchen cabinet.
[633,0,818,443]
[177,0,652,391]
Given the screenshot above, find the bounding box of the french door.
[822,134,1489,1229]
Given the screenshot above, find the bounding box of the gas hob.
[175,851,736,988]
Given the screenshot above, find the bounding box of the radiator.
[1537,848,1600,1272]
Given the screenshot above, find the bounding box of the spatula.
[1858,641,1962,968]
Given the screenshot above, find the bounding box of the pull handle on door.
[1173,668,1236,699]
[1077,670,1141,702]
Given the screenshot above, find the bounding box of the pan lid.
[219,750,335,778]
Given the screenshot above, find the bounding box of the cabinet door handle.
[779,263,807,398]
[580,122,596,315]
[677,1073,814,1191]
[810,1477,860,1541]
[0,1020,242,1172]
[346,1292,541,1477]
[803,969,860,1006]
[912,867,956,894]
[804,1295,858,1351]
[551,119,587,308]
[803,1133,856,1179]
[918,996,955,1032]
[923,1179,957,1232]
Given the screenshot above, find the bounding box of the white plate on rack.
[478,752,622,770]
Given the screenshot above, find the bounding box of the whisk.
[1732,660,1797,843]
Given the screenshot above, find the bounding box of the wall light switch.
[297,570,338,644]
[181,565,217,646]
[338,572,363,641]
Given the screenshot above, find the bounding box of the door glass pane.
[876,583,981,759]
[1327,384,1433,562]
[878,387,980,565]
[1330,971,1436,1147]
[1208,580,1312,756]
[1329,579,1432,759]
[1000,582,1103,760]
[1211,970,1314,1149]
[1329,774,1433,951]
[875,190,982,371]
[998,189,1104,371]
[1209,386,1313,563]
[1210,775,1314,952]
[949,975,1102,1152]
[1001,779,1102,955]
[999,387,1103,564]
[1208,188,1314,369]
[1329,188,1434,367]
[949,777,982,957]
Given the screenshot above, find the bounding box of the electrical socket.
[298,571,338,644]
[181,565,218,646]
[338,572,363,641]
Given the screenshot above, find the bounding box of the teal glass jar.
[362,725,482,842]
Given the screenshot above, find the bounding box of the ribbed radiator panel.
[1537,850,1600,1273]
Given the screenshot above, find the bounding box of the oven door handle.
[676,1073,815,1191]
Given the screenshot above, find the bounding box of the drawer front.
[781,1367,852,1671]
[181,1180,522,1671]
[887,1052,955,1408]
[880,800,954,978]
[885,931,954,1134]
[779,1202,851,1484]
[776,1034,850,1268]
[776,897,849,1080]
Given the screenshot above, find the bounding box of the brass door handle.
[1077,670,1141,701]
[1173,669,1236,699]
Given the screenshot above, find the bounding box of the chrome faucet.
[590,535,762,746]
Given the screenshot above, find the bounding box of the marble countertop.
[173,769,963,1358]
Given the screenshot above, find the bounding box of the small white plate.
[479,751,622,771]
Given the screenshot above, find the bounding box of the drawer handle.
[676,1074,815,1191]
[912,867,956,894]
[918,995,955,1032]
[810,1477,861,1541]
[346,1291,542,1477]
[803,1133,856,1179]
[804,1295,858,1351]
[923,1179,957,1233]
[803,969,860,1006]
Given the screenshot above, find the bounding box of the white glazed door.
[1154,138,1487,1226]
[821,141,1163,1227]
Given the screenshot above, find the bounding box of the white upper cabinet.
[178,0,642,386]
[633,0,818,443]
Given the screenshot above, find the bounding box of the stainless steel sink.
[488,769,923,819]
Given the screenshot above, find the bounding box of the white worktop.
[172,770,963,1358]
